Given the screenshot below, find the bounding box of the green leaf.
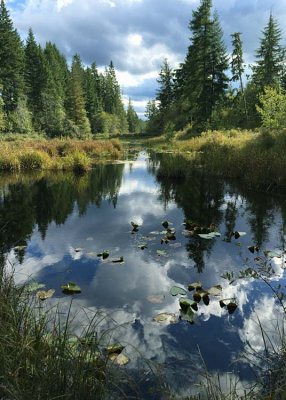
[61,282,82,294]
[170,286,187,297]
[162,221,169,229]
[153,313,176,324]
[25,282,46,293]
[105,344,124,355]
[179,298,198,312]
[219,298,237,314]
[179,307,195,324]
[138,243,147,250]
[97,250,109,260]
[111,256,124,264]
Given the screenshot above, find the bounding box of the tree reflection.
[0,164,124,262]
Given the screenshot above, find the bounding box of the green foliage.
[164,121,176,142]
[9,96,33,134]
[63,151,92,173]
[126,98,140,133]
[19,150,50,170]
[256,86,286,129]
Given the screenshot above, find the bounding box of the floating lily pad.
[233,231,246,239]
[179,307,195,324]
[207,285,222,296]
[264,250,283,258]
[219,298,238,314]
[97,250,110,260]
[109,353,130,366]
[25,282,46,293]
[36,289,55,301]
[111,256,124,264]
[161,238,169,244]
[166,232,176,241]
[153,313,176,324]
[188,282,202,291]
[248,245,259,253]
[170,286,187,297]
[138,243,148,250]
[156,250,168,257]
[105,344,124,355]
[198,232,221,240]
[162,221,169,229]
[179,298,198,312]
[61,282,82,294]
[131,221,139,229]
[193,290,209,304]
[147,294,165,304]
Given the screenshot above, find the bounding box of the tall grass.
[0,137,123,172]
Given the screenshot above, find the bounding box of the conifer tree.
[156,59,174,112]
[126,98,139,133]
[252,13,284,89]
[65,54,91,137]
[0,0,24,114]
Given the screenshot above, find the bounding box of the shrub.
[63,151,91,173]
[19,151,51,170]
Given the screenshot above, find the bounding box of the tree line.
[0,0,142,137]
[147,0,286,134]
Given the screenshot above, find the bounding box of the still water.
[1,151,286,396]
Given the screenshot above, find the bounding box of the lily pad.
[166,232,176,241]
[156,249,168,257]
[188,282,202,291]
[109,353,130,366]
[138,243,148,250]
[97,250,109,260]
[198,232,221,240]
[162,221,169,229]
[36,289,55,301]
[153,313,176,324]
[179,307,195,324]
[111,256,124,264]
[248,245,259,253]
[207,285,222,296]
[170,286,187,297]
[233,231,247,239]
[264,250,283,258]
[179,298,198,312]
[105,344,124,355]
[147,294,165,304]
[25,282,46,293]
[219,298,238,314]
[61,282,82,295]
[193,290,209,304]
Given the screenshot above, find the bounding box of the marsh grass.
[0,137,123,172]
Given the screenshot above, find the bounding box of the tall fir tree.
[65,54,91,137]
[176,0,228,129]
[126,98,139,133]
[0,0,24,115]
[83,62,102,133]
[252,13,284,89]
[156,59,174,112]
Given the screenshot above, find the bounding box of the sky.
[6,0,286,117]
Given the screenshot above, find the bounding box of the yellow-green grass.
[0,138,123,172]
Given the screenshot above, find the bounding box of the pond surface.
[1,151,286,397]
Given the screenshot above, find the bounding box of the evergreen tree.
[24,29,48,127]
[231,32,248,123]
[65,54,91,137]
[252,13,284,89]
[156,59,174,112]
[176,0,228,129]
[126,98,139,133]
[0,0,24,114]
[83,63,102,133]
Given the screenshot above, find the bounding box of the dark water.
[1,151,286,396]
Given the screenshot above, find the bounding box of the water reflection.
[1,152,286,396]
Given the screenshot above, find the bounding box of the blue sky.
[6,0,286,117]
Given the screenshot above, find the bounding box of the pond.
[1,151,286,397]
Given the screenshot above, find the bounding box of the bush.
[19,151,51,170]
[63,151,91,173]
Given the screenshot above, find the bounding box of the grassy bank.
[130,129,286,192]
[0,137,123,173]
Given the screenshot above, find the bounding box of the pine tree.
[24,29,48,127]
[231,32,248,123]
[156,59,174,112]
[126,98,139,133]
[65,54,91,137]
[176,0,228,129]
[0,0,24,114]
[252,13,284,89]
[83,63,102,133]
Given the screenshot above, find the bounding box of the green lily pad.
[166,232,176,241]
[170,286,187,297]
[153,313,176,324]
[188,282,202,291]
[36,289,55,301]
[162,221,169,229]
[219,298,238,314]
[97,250,109,260]
[25,282,46,293]
[61,282,82,294]
[105,344,124,355]
[179,298,198,312]
[193,290,209,303]
[156,249,168,257]
[179,307,195,324]
[248,245,259,253]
